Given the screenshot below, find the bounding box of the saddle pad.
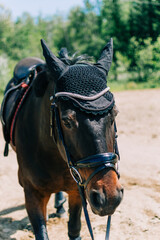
[1,59,45,147]
[1,83,29,144]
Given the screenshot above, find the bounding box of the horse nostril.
[115,187,124,206]
[90,190,106,209]
[120,187,124,198]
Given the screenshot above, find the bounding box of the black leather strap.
[76,153,118,168]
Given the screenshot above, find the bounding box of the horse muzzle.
[89,185,124,216]
[70,152,123,216]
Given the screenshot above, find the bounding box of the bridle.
[70,152,119,189]
[50,87,120,240]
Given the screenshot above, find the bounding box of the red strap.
[10,84,29,145]
[21,82,28,88]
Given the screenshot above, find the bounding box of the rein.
[50,88,120,240]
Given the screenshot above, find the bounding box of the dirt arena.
[0,89,160,240]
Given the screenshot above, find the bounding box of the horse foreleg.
[68,191,82,240]
[54,192,66,217]
[24,186,50,240]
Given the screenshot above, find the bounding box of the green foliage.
[128,0,160,41]
[67,6,105,58]
[0,0,160,97]
[0,5,13,54]
[0,54,10,92]
[126,37,160,85]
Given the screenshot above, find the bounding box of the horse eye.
[61,111,78,129]
[62,119,72,129]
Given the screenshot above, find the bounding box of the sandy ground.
[0,89,160,240]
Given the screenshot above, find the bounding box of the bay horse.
[1,39,123,240]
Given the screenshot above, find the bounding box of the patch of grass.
[0,90,4,104]
[109,80,160,92]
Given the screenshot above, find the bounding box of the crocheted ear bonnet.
[41,39,114,114]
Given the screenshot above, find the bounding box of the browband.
[54,87,110,101]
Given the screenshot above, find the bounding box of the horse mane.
[58,47,92,65]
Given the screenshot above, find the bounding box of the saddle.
[0,57,45,156]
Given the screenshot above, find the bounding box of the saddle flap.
[1,87,25,143]
[1,57,45,145]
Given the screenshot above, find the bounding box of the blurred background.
[0,1,160,239]
[0,0,160,99]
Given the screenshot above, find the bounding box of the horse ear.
[41,39,68,79]
[95,38,113,76]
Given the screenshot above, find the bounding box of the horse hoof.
[69,237,81,240]
[56,206,66,218]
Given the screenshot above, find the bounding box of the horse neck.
[37,80,55,145]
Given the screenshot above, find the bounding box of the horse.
[1,38,123,240]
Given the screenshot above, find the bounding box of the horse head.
[41,39,123,217]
